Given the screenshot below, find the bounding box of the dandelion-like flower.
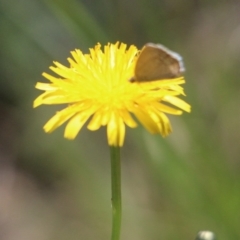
[33,42,191,147]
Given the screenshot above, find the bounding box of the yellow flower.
[33,42,191,147]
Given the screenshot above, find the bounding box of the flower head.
[34,42,191,146]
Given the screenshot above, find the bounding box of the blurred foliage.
[0,0,240,239]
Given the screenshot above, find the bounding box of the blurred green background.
[1,0,240,239]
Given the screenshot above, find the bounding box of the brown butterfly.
[129,43,185,82]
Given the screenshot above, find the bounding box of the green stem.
[110,146,122,240]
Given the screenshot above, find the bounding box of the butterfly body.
[130,43,185,82]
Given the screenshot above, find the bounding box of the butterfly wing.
[132,43,185,82]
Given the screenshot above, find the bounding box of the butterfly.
[129,43,185,82]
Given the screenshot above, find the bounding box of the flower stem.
[110,146,122,240]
